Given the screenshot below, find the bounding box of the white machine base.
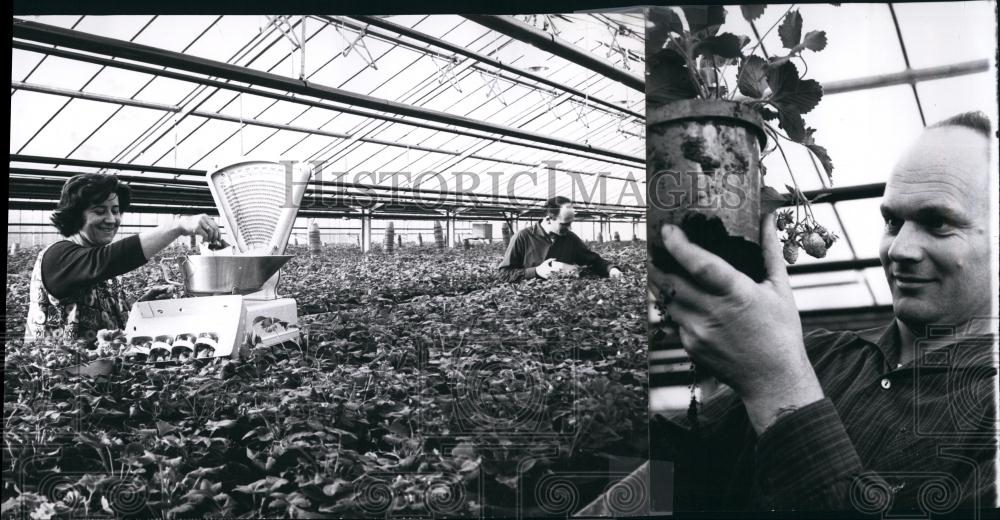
[125,295,301,361]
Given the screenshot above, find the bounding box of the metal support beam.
[346,15,643,120]
[823,59,989,96]
[10,82,639,182]
[361,211,372,254]
[463,15,644,93]
[787,258,882,275]
[781,183,886,207]
[12,19,643,165]
[10,159,645,215]
[446,213,455,248]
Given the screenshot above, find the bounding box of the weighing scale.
[124,161,314,361]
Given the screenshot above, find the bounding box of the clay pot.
[647,99,768,282]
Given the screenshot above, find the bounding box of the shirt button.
[880,378,892,390]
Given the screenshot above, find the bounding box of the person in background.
[24,173,222,344]
[498,196,623,283]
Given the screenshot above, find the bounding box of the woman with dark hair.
[24,173,222,343]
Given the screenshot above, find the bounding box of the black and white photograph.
[644,2,999,517]
[5,1,1000,520]
[6,7,651,519]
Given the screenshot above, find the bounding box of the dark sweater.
[41,234,147,299]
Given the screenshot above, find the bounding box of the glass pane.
[19,99,120,158]
[10,90,69,152]
[895,1,995,69]
[75,15,154,41]
[132,16,220,53]
[835,198,887,263]
[68,106,167,162]
[916,73,997,126]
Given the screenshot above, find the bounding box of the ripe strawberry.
[802,232,828,258]
[782,240,799,264]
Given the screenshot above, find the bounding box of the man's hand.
[138,284,177,302]
[535,258,556,279]
[649,213,824,433]
[609,267,623,279]
[176,214,221,243]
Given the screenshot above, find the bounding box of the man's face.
[78,193,121,246]
[544,205,575,236]
[879,126,992,330]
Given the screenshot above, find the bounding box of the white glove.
[535,258,556,279]
[609,267,623,279]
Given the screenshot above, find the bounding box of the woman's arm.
[42,215,220,299]
[139,214,220,260]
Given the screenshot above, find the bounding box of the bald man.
[579,111,997,515]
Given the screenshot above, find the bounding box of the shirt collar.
[855,319,997,371]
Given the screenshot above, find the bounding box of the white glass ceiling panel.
[792,280,876,311]
[18,99,120,158]
[67,106,166,162]
[407,15,457,39]
[11,49,47,82]
[813,85,924,188]
[916,73,998,126]
[283,134,346,163]
[144,116,217,167]
[330,39,406,93]
[75,15,154,42]
[834,198,888,261]
[863,266,893,306]
[131,76,202,107]
[10,90,68,152]
[182,16,264,64]
[215,91,282,120]
[132,16,219,54]
[18,55,103,91]
[83,67,158,99]
[22,15,83,30]
[243,126,314,160]
[257,99,311,125]
[894,1,995,69]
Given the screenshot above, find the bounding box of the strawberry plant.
[647,4,839,262]
[5,240,648,518]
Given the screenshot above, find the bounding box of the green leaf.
[778,10,803,49]
[737,55,769,98]
[647,49,700,103]
[740,5,767,22]
[801,30,828,52]
[777,109,807,142]
[807,143,835,182]
[647,7,684,56]
[758,106,779,121]
[767,61,822,114]
[681,5,727,35]
[693,33,746,59]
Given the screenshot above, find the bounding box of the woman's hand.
[137,284,177,302]
[176,214,221,243]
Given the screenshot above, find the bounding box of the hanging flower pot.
[647,99,768,282]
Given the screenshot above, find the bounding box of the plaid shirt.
[649,320,998,514]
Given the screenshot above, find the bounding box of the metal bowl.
[162,255,293,295]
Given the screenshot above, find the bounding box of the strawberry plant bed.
[4,241,647,518]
